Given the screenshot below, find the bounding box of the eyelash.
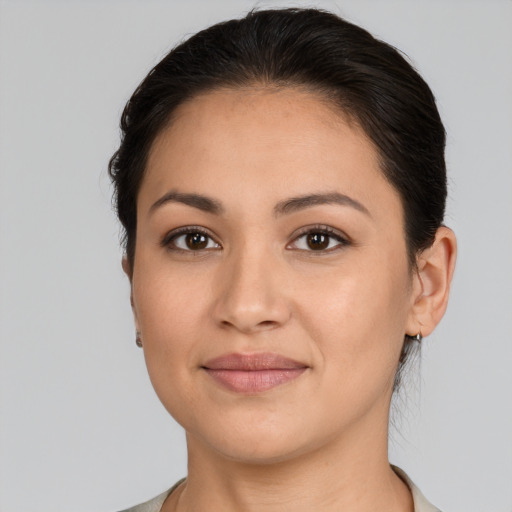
[161,226,220,253]
[287,225,350,253]
[161,225,350,253]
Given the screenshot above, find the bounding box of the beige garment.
[393,466,441,512]
[119,467,441,512]
[120,480,184,512]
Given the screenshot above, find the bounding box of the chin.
[183,408,332,467]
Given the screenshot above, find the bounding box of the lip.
[202,353,308,393]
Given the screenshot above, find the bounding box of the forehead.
[147,86,369,172]
[141,87,402,222]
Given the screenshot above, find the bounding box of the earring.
[135,331,143,348]
[406,332,422,342]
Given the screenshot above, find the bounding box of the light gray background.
[1,1,511,511]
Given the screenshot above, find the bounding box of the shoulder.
[117,479,185,512]
[392,466,443,512]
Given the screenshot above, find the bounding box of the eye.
[289,226,349,252]
[162,227,221,252]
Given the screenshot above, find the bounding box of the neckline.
[129,467,440,512]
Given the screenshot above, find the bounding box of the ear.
[406,226,457,337]
[122,256,132,281]
[122,256,140,331]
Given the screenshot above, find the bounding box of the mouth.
[202,352,308,393]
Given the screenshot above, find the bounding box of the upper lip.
[202,352,308,371]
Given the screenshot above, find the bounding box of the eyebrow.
[149,191,224,216]
[149,190,370,218]
[273,192,371,217]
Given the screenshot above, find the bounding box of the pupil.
[186,233,208,250]
[307,233,329,250]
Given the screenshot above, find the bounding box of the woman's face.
[130,88,419,463]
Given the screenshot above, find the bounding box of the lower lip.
[204,368,307,393]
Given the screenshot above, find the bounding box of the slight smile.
[202,353,309,393]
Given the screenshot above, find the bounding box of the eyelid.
[160,224,349,253]
[286,224,351,251]
[161,225,221,251]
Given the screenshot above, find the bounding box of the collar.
[392,466,442,512]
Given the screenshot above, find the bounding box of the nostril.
[220,319,279,332]
[258,320,277,328]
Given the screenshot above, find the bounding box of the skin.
[124,87,457,512]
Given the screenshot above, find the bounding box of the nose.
[212,248,291,334]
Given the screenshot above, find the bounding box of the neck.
[165,416,413,512]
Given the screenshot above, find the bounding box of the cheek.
[297,250,409,331]
[133,275,212,426]
[294,253,411,389]
[132,259,212,389]
[134,247,211,332]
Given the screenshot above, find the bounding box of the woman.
[109,8,456,512]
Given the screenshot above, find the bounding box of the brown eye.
[289,227,349,253]
[306,233,329,250]
[185,232,208,250]
[164,229,220,252]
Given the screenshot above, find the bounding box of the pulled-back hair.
[109,8,447,389]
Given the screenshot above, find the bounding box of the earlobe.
[121,256,140,332]
[122,256,132,281]
[406,227,457,337]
